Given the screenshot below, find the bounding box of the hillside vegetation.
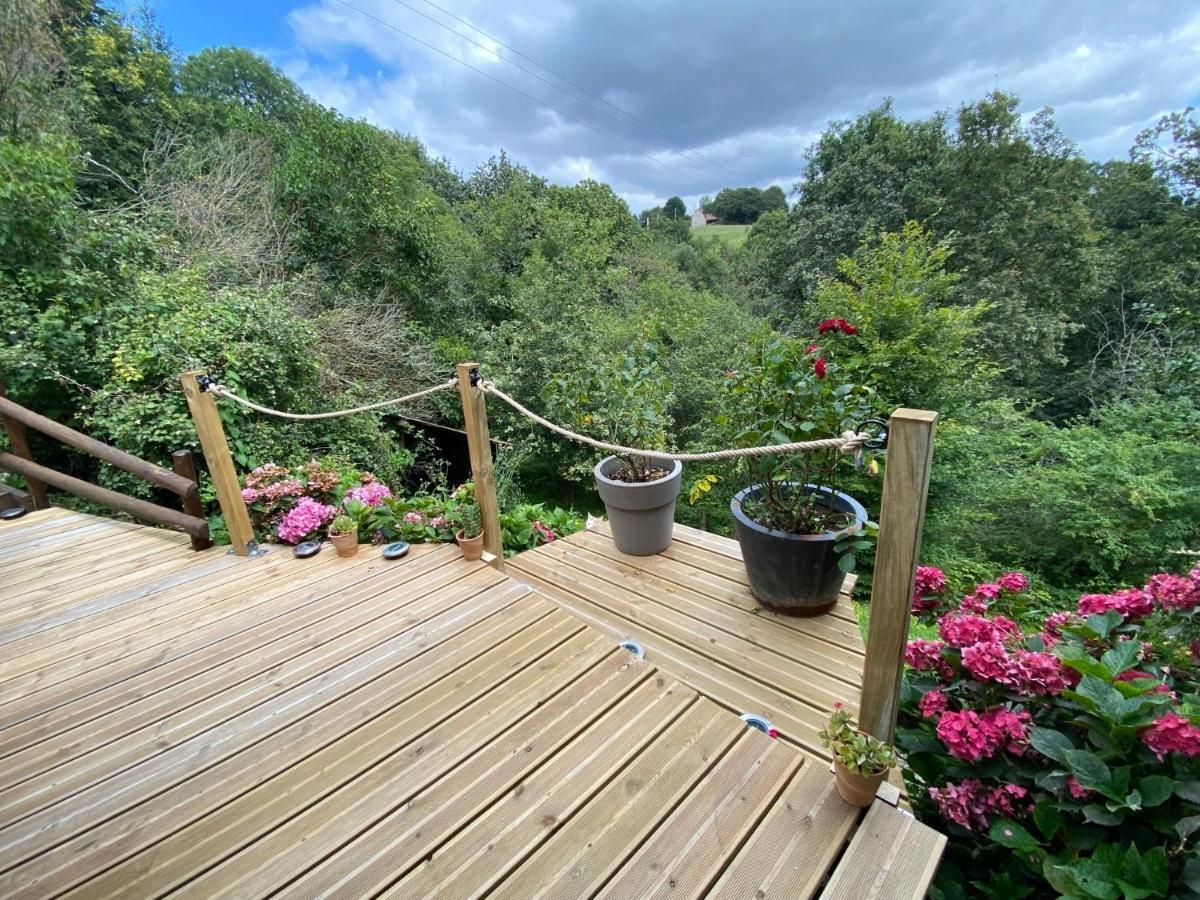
[2,0,1197,607]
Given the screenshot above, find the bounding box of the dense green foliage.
[1,4,1196,600]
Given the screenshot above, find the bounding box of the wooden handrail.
[0,395,197,500]
[0,452,209,539]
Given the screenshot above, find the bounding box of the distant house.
[691,207,718,227]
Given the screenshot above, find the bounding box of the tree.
[1133,107,1200,202]
[708,186,782,224]
[761,184,787,212]
[663,195,686,219]
[179,47,308,127]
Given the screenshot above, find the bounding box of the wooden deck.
[0,508,943,898]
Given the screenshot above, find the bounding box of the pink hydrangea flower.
[928,779,1032,832]
[1077,589,1154,621]
[1010,649,1073,696]
[973,582,1002,600]
[1043,611,1072,636]
[1144,573,1200,611]
[938,613,1021,648]
[241,487,260,504]
[263,479,304,501]
[346,482,392,507]
[958,593,989,614]
[1065,776,1094,800]
[1141,712,1200,761]
[961,641,1012,683]
[997,572,1029,593]
[936,707,1030,761]
[277,497,336,544]
[919,689,948,719]
[905,639,953,679]
[1115,669,1173,696]
[532,520,556,543]
[402,511,426,525]
[915,566,947,596]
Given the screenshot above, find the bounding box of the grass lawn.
[691,223,750,247]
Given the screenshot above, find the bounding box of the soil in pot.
[456,530,484,561]
[330,530,359,558]
[594,456,682,556]
[833,759,888,807]
[731,483,866,614]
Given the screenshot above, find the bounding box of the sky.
[153,0,1200,213]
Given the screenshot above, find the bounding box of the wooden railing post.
[457,363,504,569]
[172,449,213,551]
[859,408,938,743]
[0,377,50,510]
[179,371,257,557]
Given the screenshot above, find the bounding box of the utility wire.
[390,0,749,186]
[329,0,710,190]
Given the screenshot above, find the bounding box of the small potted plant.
[328,513,359,558]
[455,502,484,561]
[549,339,681,556]
[725,325,876,613]
[819,703,897,807]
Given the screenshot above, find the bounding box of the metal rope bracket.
[857,418,889,450]
[195,374,216,393]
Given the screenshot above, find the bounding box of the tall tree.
[662,195,685,219]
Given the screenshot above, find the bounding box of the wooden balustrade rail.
[0,380,210,550]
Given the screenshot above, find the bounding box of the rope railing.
[206,378,458,420]
[478,379,869,462]
[197,370,870,461]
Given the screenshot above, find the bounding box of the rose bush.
[899,563,1200,899]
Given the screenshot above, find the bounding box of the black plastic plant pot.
[730,483,867,615]
[594,456,682,556]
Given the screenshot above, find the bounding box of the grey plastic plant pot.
[730,483,867,615]
[594,456,683,556]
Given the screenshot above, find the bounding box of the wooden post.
[173,449,213,551]
[0,377,50,509]
[179,371,257,557]
[859,408,938,743]
[456,363,504,569]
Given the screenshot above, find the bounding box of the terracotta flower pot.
[330,529,359,558]
[833,758,888,807]
[456,529,484,561]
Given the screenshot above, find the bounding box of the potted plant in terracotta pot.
[723,325,877,614]
[455,502,484,561]
[819,703,897,807]
[548,339,681,556]
[328,514,359,558]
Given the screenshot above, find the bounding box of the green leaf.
[988,819,1042,853]
[1175,781,1200,803]
[837,551,856,573]
[1065,749,1112,789]
[1033,800,1064,841]
[1137,775,1175,808]
[1055,645,1112,681]
[1176,815,1200,841]
[1030,727,1076,764]
[1086,611,1122,639]
[1100,640,1142,677]
[1082,804,1124,826]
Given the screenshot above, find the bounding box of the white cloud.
[276,0,1200,210]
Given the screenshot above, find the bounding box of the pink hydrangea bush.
[898,563,1200,897]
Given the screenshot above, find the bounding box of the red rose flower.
[813,357,826,378]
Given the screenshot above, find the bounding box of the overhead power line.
[392,0,750,186]
[329,0,710,190]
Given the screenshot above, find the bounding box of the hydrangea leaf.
[1030,727,1075,764]
[988,819,1043,854]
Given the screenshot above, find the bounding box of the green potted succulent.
[724,325,876,613]
[548,339,681,556]
[328,513,359,558]
[455,502,484,561]
[819,703,897,807]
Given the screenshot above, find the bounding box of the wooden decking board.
[383,679,698,899]
[0,578,531,880]
[532,536,864,680]
[513,564,838,757]
[818,801,947,900]
[0,545,442,699]
[68,607,593,898]
[205,642,637,898]
[0,558,486,806]
[0,549,470,760]
[0,509,943,898]
[600,732,802,899]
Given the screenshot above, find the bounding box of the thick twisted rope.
[208,379,457,421]
[479,379,868,462]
